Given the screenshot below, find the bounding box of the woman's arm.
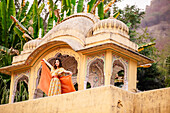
[58,68,72,75]
[64,70,73,75]
[43,59,53,69]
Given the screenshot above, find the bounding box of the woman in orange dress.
[42,58,72,96]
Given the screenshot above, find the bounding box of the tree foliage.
[137,63,165,91]
[110,4,167,90]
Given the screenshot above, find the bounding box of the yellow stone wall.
[1,86,169,113]
[135,88,170,113]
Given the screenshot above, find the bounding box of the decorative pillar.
[105,50,112,85]
[29,68,34,99]
[79,55,86,90]
[128,59,137,91]
[9,72,14,103]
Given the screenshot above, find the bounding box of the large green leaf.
[0,2,1,18]
[98,2,104,20]
[14,27,24,49]
[66,0,71,8]
[1,0,8,46]
[71,0,76,6]
[113,12,120,19]
[46,15,54,33]
[11,16,33,39]
[53,5,59,22]
[77,0,84,13]
[25,3,33,25]
[0,2,2,43]
[33,0,38,39]
[48,0,54,17]
[37,3,45,32]
[0,45,10,53]
[7,0,16,28]
[39,17,44,37]
[62,0,67,13]
[88,0,97,13]
[38,3,45,15]
[19,1,29,22]
[14,27,23,39]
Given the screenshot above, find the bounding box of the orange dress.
[48,67,65,96]
[38,61,65,96]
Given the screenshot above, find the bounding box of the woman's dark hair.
[54,58,62,69]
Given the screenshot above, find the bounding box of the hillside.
[141,0,170,51]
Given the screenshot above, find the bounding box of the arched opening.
[111,60,125,88]
[13,75,29,102]
[34,53,78,98]
[86,82,91,89]
[74,83,78,91]
[85,58,104,89]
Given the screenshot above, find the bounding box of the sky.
[116,0,151,10]
[28,0,152,11]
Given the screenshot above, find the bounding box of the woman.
[42,58,72,96]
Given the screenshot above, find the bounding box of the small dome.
[41,13,99,45]
[23,38,42,51]
[92,18,129,38]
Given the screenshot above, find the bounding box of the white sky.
[28,0,151,10]
[116,0,151,10]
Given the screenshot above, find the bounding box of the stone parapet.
[0,86,169,113]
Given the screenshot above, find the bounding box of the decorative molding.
[85,53,105,89]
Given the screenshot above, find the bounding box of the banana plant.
[14,81,28,102]
[13,0,45,39]
[0,0,16,48]
[0,77,10,104]
[0,0,44,104]
[104,0,116,13]
[0,45,19,55]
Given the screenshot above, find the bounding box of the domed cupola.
[22,38,42,54]
[40,13,100,46]
[92,17,129,39]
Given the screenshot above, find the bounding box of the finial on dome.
[110,4,114,18]
[38,28,42,38]
[53,20,56,27]
[74,2,78,14]
[95,7,98,16]
[64,11,66,19]
[84,0,88,13]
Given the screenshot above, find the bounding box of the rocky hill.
[141,0,170,51]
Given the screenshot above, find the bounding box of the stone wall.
[0,86,169,113]
[134,88,170,113]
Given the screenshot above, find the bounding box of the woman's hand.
[64,70,72,75]
[58,71,64,74]
[42,58,53,69]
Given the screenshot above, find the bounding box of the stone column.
[105,50,112,85]
[9,72,14,103]
[78,55,86,90]
[128,59,137,91]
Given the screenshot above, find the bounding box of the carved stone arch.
[12,74,29,103]
[34,66,44,98]
[85,58,104,89]
[111,59,128,90]
[34,51,79,98]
